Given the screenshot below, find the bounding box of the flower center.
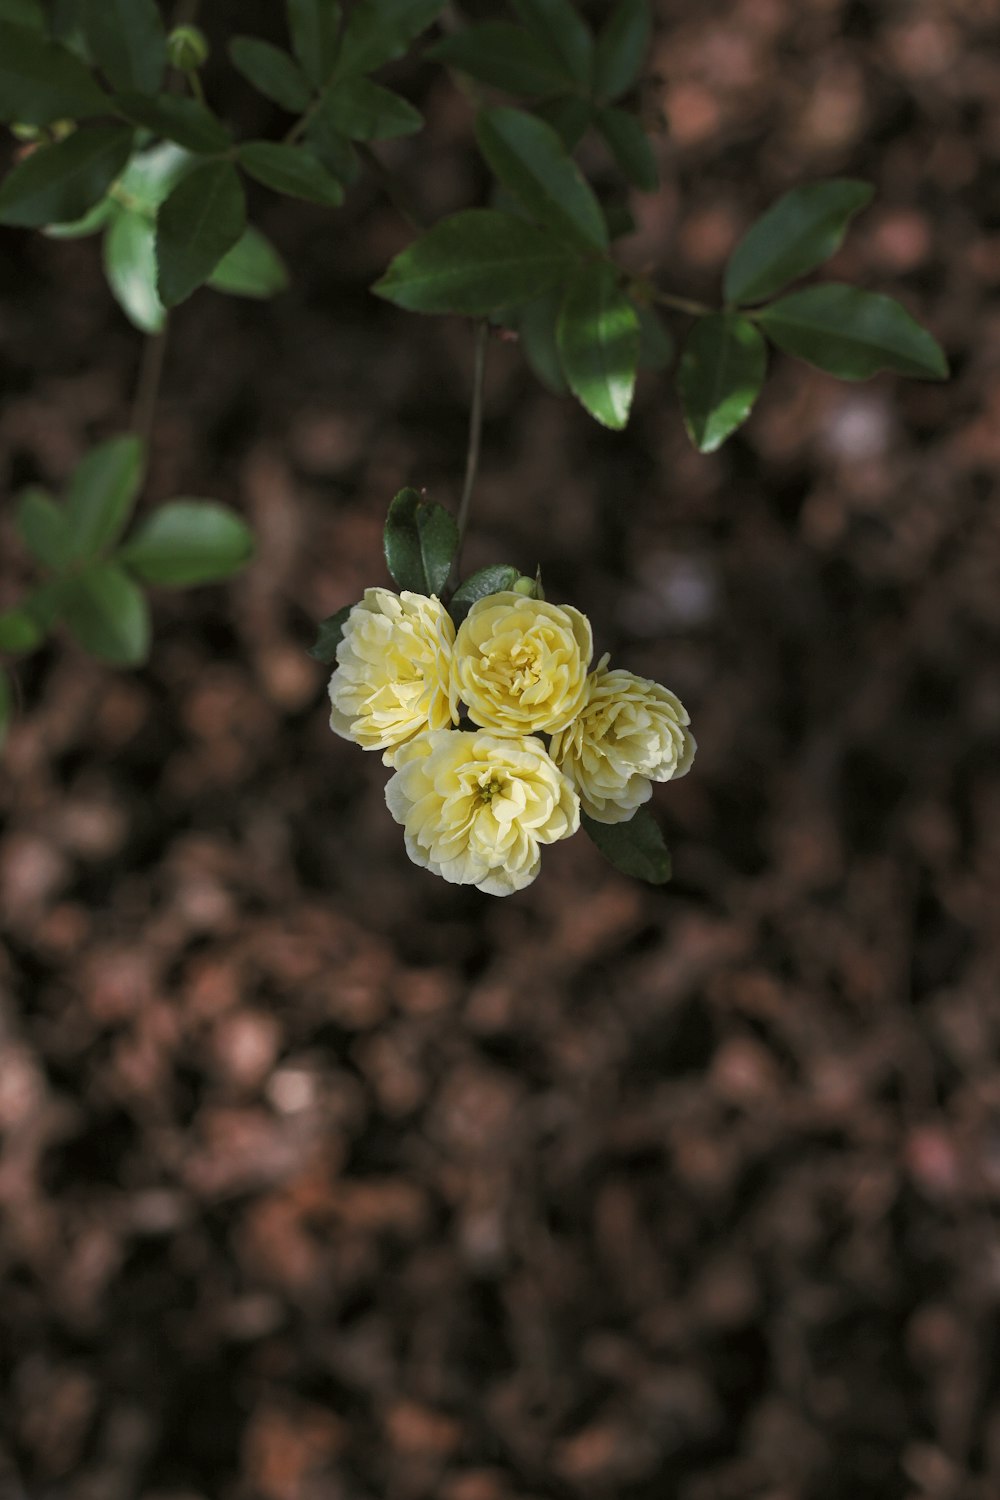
[477,772,504,805]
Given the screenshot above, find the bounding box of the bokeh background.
[2,0,999,1496]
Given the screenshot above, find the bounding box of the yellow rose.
[451,591,592,734]
[385,729,579,895]
[328,587,455,765]
[550,655,695,823]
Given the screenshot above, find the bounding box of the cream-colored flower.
[550,655,695,823]
[451,591,592,734]
[385,729,579,895]
[328,588,455,765]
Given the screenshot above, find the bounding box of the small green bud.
[167,23,210,70]
[512,575,537,597]
[10,122,41,142]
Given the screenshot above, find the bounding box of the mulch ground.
[2,1,999,1497]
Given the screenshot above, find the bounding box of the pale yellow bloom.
[385,729,579,895]
[328,588,455,765]
[550,655,695,823]
[451,591,592,735]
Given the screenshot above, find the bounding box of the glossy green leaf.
[428,24,571,96]
[287,0,341,88]
[756,284,948,380]
[0,21,106,124]
[557,262,640,429]
[594,0,649,102]
[43,193,116,238]
[448,565,520,625]
[383,488,457,596]
[511,0,592,84]
[209,226,289,299]
[517,291,568,394]
[476,107,607,250]
[724,180,874,306]
[582,808,671,883]
[0,124,134,228]
[120,500,254,585]
[114,141,192,213]
[595,106,658,191]
[238,142,344,206]
[0,668,9,749]
[533,95,592,150]
[17,487,69,570]
[320,78,422,141]
[635,302,675,370]
[336,0,445,77]
[81,0,165,93]
[156,159,246,307]
[678,312,766,452]
[60,563,150,664]
[0,607,43,652]
[113,93,231,154]
[229,36,311,112]
[0,0,45,30]
[374,209,579,315]
[64,435,145,560]
[308,603,353,663]
[104,209,164,332]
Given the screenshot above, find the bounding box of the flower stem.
[450,319,489,590]
[650,287,714,317]
[130,324,169,450]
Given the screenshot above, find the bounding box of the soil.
[1,1,999,1497]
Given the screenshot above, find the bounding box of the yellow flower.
[451,591,592,734]
[385,729,579,895]
[328,588,455,766]
[550,656,695,823]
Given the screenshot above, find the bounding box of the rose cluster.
[328,586,694,895]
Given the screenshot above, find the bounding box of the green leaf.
[582,808,672,883]
[287,0,341,89]
[517,291,568,394]
[305,113,360,184]
[374,209,580,316]
[724,180,875,307]
[427,24,571,96]
[60,563,150,664]
[383,488,457,596]
[0,607,43,652]
[113,92,231,154]
[0,21,106,124]
[104,210,164,331]
[0,0,44,31]
[678,312,766,453]
[476,107,607,250]
[81,0,165,94]
[448,564,520,624]
[0,124,134,228]
[595,106,658,191]
[120,500,254,586]
[533,95,592,150]
[594,0,649,102]
[320,78,422,141]
[43,193,116,238]
[229,36,311,112]
[64,435,145,560]
[238,142,344,206]
[557,261,640,429]
[756,284,948,381]
[17,487,69,570]
[635,301,675,369]
[510,0,592,85]
[156,159,246,307]
[209,226,289,299]
[114,141,193,215]
[336,0,445,77]
[308,603,353,663]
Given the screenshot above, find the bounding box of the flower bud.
[167,24,210,70]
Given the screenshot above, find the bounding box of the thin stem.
[449,320,489,589]
[355,142,427,231]
[649,287,715,317]
[130,325,169,449]
[185,68,205,103]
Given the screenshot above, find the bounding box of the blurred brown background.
[2,0,999,1496]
